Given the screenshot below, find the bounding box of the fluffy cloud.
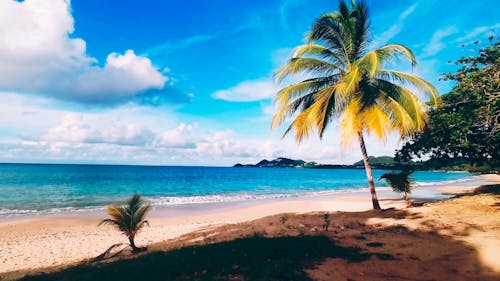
[70,50,167,103]
[456,23,500,43]
[1,121,402,166]
[0,0,170,105]
[42,114,155,146]
[195,130,253,158]
[421,26,459,58]
[0,92,402,166]
[157,123,197,148]
[212,79,276,102]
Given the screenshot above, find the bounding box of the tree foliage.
[99,194,151,251]
[379,170,414,207]
[396,39,500,170]
[272,0,437,209]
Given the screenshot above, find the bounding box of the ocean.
[0,163,472,218]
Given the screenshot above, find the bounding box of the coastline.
[1,174,498,278]
[0,170,476,222]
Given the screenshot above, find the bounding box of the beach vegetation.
[323,212,331,231]
[272,0,438,209]
[279,214,289,224]
[396,39,499,172]
[379,170,415,207]
[99,193,151,252]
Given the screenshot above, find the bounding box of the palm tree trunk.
[404,190,411,208]
[128,235,138,251]
[358,131,381,210]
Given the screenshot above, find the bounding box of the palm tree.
[379,170,414,207]
[99,194,151,251]
[272,0,438,209]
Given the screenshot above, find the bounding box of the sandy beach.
[1,174,499,280]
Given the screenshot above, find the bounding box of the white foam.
[0,174,475,218]
[0,206,104,218]
[0,188,371,217]
[414,177,473,187]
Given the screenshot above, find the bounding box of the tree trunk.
[128,235,138,251]
[358,131,381,210]
[404,190,411,208]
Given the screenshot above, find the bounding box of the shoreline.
[1,174,498,278]
[0,171,478,222]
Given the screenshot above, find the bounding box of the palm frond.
[379,171,414,193]
[349,0,370,60]
[274,76,337,108]
[374,79,429,135]
[339,99,363,147]
[98,219,121,227]
[335,65,362,104]
[136,220,150,231]
[356,51,380,78]
[377,70,439,105]
[378,93,418,138]
[292,44,345,66]
[282,105,317,141]
[307,13,350,66]
[99,194,151,249]
[134,204,152,224]
[375,44,417,67]
[273,0,436,149]
[361,105,393,140]
[274,57,342,83]
[272,77,337,130]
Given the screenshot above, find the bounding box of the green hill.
[352,156,396,166]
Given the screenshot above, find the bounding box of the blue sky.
[0,0,498,165]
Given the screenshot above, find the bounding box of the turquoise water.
[0,163,470,217]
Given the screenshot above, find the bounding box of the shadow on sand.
[19,235,392,281]
[13,190,500,281]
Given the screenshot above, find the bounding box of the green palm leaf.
[272,0,438,209]
[99,194,151,251]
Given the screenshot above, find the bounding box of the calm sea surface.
[0,163,471,217]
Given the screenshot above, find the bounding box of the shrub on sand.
[99,194,151,252]
[379,171,415,207]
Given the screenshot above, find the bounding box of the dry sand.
[1,174,499,280]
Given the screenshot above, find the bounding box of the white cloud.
[0,92,178,138]
[72,50,167,103]
[262,103,278,117]
[0,93,403,166]
[456,23,500,43]
[212,79,276,102]
[194,130,258,158]
[42,114,155,146]
[0,0,168,105]
[279,0,302,28]
[371,4,417,48]
[146,34,219,56]
[157,123,197,148]
[400,4,417,19]
[271,47,294,68]
[421,26,459,58]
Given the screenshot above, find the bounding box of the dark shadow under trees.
[19,236,385,281]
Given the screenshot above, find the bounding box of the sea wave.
[0,188,371,218]
[0,206,105,218]
[0,175,477,218]
[414,177,474,187]
[147,188,370,206]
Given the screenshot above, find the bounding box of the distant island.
[234,156,406,170]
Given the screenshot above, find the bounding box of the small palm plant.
[99,194,151,252]
[379,170,414,207]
